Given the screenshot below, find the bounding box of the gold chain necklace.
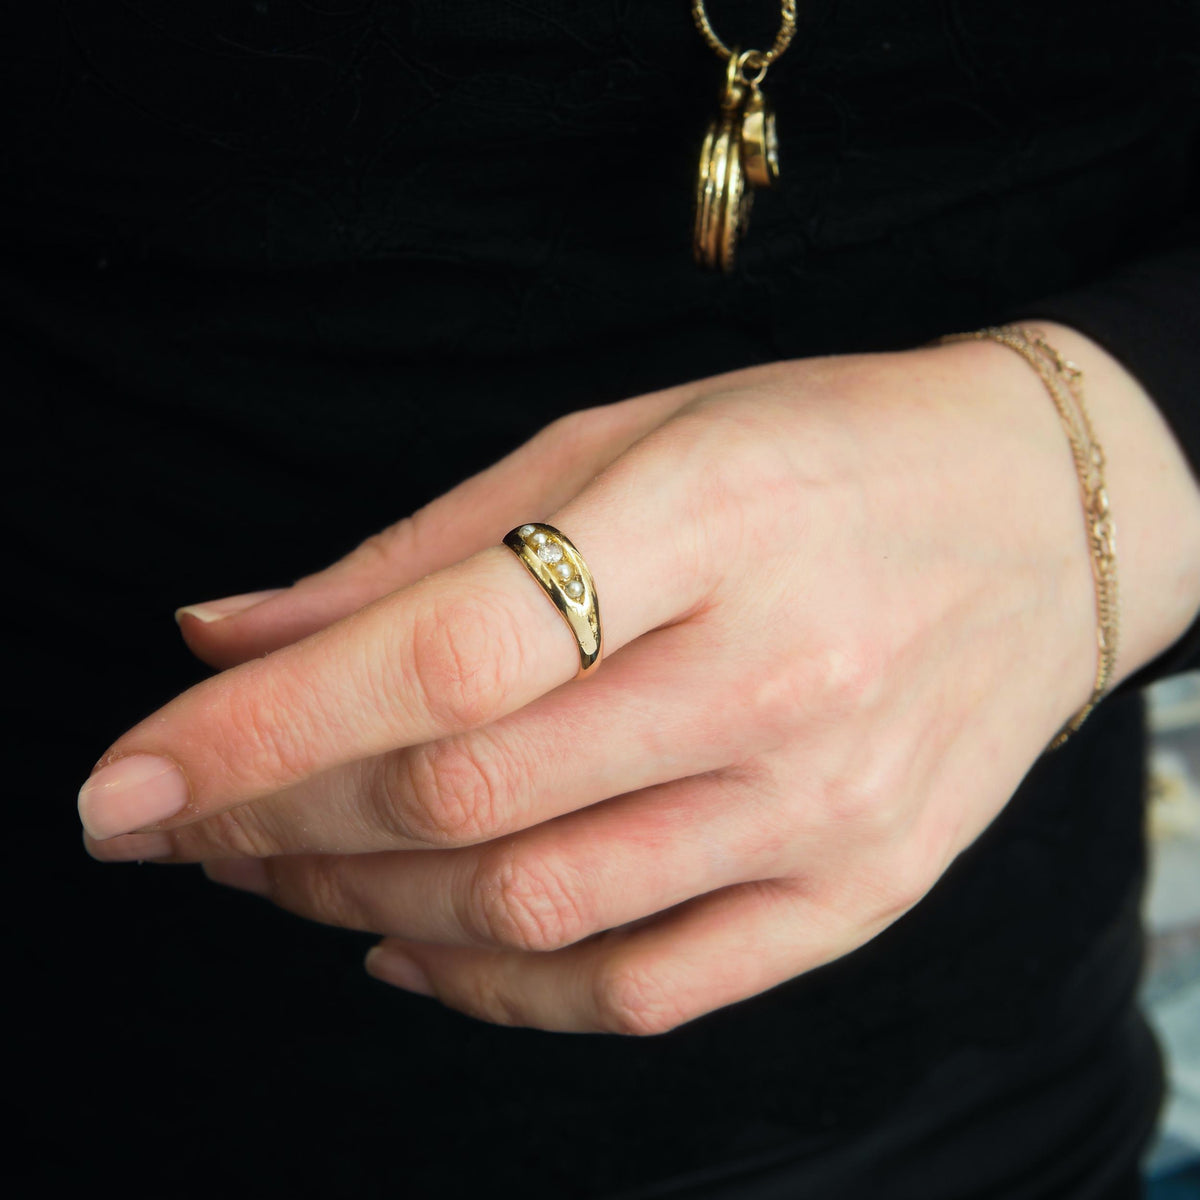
[691,1,797,271]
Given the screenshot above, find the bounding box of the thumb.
[175,386,691,670]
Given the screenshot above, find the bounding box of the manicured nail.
[365,946,435,996]
[83,829,174,862]
[78,755,190,841]
[175,588,286,625]
[203,858,271,897]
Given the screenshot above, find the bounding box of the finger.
[88,618,777,862]
[201,766,793,951]
[81,419,726,841]
[361,875,892,1035]
[177,386,695,670]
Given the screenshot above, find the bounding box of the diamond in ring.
[503,522,600,678]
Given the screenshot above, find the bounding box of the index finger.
[78,486,705,841]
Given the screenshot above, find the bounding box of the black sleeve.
[1005,172,1200,694]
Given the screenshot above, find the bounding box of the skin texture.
[80,322,1200,1035]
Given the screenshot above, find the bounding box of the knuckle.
[466,843,591,952]
[594,960,691,1037]
[386,737,509,847]
[532,403,631,473]
[812,736,917,838]
[285,856,367,930]
[679,402,800,517]
[887,822,955,914]
[218,667,323,785]
[740,664,813,745]
[408,593,522,731]
[855,848,935,927]
[199,805,284,859]
[636,404,812,592]
[817,768,903,834]
[455,971,528,1029]
[885,856,934,916]
[364,752,431,844]
[743,633,883,748]
[532,408,590,455]
[798,632,883,720]
[350,516,420,573]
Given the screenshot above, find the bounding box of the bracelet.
[938,324,1119,748]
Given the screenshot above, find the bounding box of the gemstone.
[554,563,572,581]
[518,525,536,538]
[537,541,563,564]
[531,531,548,546]
[565,578,584,599]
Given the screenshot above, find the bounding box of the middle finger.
[86,620,770,863]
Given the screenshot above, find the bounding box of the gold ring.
[503,523,602,677]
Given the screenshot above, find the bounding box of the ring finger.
[202,761,795,953]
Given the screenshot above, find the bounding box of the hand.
[79,325,1200,1034]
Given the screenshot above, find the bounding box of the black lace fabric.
[5,3,1198,1196]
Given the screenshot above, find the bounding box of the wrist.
[1003,319,1200,691]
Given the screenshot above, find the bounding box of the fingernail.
[175,588,286,625]
[83,829,174,862]
[365,946,435,996]
[203,858,271,897]
[78,755,190,841]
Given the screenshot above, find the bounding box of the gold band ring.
[503,523,602,678]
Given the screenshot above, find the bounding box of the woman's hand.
[79,324,1200,1034]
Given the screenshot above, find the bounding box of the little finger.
[362,875,880,1034]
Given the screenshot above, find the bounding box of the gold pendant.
[693,51,779,272]
[739,85,779,188]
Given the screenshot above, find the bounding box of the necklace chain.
[691,0,798,67]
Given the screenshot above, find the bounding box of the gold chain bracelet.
[939,325,1119,749]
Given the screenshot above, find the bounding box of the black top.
[6,3,1198,1196]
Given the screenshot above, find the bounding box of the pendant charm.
[739,85,779,188]
[693,50,779,272]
